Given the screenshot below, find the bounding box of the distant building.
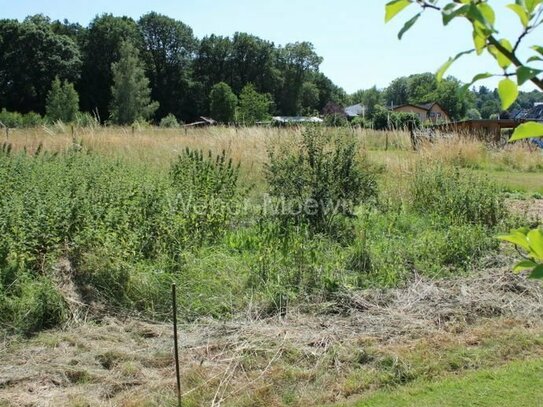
[391,102,450,123]
[271,116,324,125]
[344,103,366,119]
[510,104,543,121]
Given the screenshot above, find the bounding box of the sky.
[0,0,537,94]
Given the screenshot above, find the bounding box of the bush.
[410,164,505,227]
[160,113,181,128]
[0,109,23,128]
[373,105,421,130]
[170,148,242,244]
[265,127,378,237]
[75,112,99,127]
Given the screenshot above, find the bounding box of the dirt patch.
[1,265,542,406]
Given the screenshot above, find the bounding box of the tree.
[236,84,272,125]
[385,77,410,106]
[138,12,197,122]
[79,14,141,121]
[277,42,323,115]
[109,41,158,125]
[46,77,79,122]
[465,108,482,120]
[0,17,81,114]
[209,82,237,123]
[300,82,320,114]
[387,0,543,278]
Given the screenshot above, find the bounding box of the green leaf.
[528,264,543,279]
[498,232,530,251]
[507,4,529,27]
[532,45,543,56]
[478,3,496,25]
[437,49,474,82]
[460,72,494,94]
[513,259,538,272]
[510,121,543,141]
[525,0,543,13]
[385,0,412,23]
[473,28,487,54]
[442,4,469,25]
[398,13,421,39]
[488,39,513,69]
[517,66,543,85]
[527,55,543,63]
[527,229,543,259]
[498,78,518,110]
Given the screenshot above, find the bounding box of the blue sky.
[0,0,535,93]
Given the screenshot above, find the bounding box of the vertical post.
[385,132,389,151]
[71,125,74,138]
[5,127,8,140]
[172,284,182,407]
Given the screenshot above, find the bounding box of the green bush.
[265,127,378,236]
[410,164,505,227]
[373,105,421,130]
[160,113,181,128]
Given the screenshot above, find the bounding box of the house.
[392,102,450,123]
[509,103,543,121]
[344,103,366,119]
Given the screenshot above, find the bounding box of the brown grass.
[1,265,543,407]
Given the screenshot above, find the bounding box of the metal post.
[172,283,182,407]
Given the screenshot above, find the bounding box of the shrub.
[169,148,242,244]
[373,105,421,130]
[160,113,181,128]
[410,164,505,227]
[75,112,99,127]
[0,109,23,128]
[265,127,378,236]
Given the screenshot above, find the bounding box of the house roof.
[272,116,323,123]
[344,103,365,117]
[392,102,449,118]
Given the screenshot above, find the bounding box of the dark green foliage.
[0,16,81,114]
[46,77,79,122]
[209,82,237,123]
[265,127,378,236]
[79,14,142,121]
[138,12,197,121]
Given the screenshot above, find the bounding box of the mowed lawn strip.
[342,358,543,407]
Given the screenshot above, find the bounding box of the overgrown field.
[1,126,538,335]
[1,126,543,406]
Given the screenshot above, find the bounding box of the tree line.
[0,13,346,124]
[0,13,540,126]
